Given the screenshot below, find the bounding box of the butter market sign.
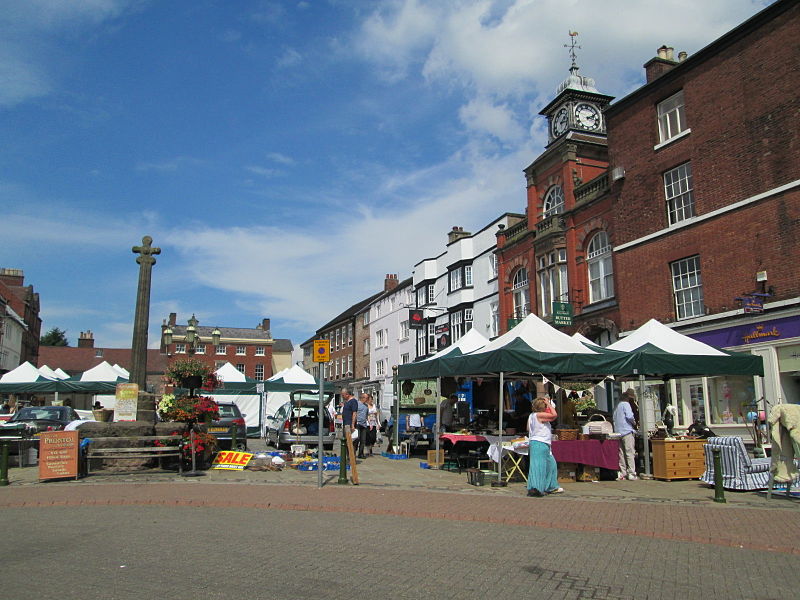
[552,302,573,327]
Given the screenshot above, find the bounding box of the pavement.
[3,439,800,599]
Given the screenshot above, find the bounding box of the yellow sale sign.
[212,451,254,470]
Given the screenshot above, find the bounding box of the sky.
[1,0,773,353]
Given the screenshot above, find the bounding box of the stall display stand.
[344,429,359,485]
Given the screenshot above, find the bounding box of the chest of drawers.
[651,438,707,481]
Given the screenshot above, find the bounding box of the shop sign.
[738,294,765,314]
[688,315,799,348]
[212,451,253,470]
[552,302,573,327]
[435,324,450,350]
[408,309,424,329]
[114,383,139,421]
[39,431,79,481]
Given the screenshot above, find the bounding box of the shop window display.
[707,375,756,425]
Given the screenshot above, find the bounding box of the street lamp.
[186,314,198,344]
[162,325,173,346]
[212,327,221,346]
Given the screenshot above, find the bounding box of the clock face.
[575,103,601,130]
[551,107,569,137]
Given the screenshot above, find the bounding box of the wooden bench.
[84,436,185,474]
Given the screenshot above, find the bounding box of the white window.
[657,90,687,143]
[363,365,370,379]
[450,269,462,291]
[427,283,435,304]
[427,323,436,354]
[255,346,265,356]
[236,345,246,356]
[347,324,353,346]
[464,308,473,324]
[255,364,264,379]
[538,250,568,316]
[216,345,227,355]
[400,320,409,340]
[363,311,370,326]
[671,255,704,320]
[175,343,186,354]
[451,312,464,342]
[376,329,385,347]
[489,254,498,279]
[376,360,385,377]
[417,330,427,357]
[464,265,473,286]
[363,339,370,355]
[587,232,614,303]
[335,328,340,350]
[375,303,382,318]
[236,363,245,374]
[543,185,565,217]
[347,355,352,375]
[665,162,695,225]
[490,302,500,338]
[512,268,530,319]
[401,353,410,364]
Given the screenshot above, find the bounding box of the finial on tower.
[565,31,581,73]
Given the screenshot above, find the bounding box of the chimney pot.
[678,51,687,62]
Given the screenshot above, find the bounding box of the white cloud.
[276,47,302,68]
[459,96,523,143]
[135,156,203,173]
[266,152,295,166]
[244,165,283,178]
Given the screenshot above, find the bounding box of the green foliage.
[40,327,69,346]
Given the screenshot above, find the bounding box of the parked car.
[206,401,248,451]
[264,390,335,450]
[1,405,80,433]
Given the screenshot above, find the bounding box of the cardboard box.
[427,449,445,466]
[557,462,577,483]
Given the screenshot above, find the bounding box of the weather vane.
[565,30,581,70]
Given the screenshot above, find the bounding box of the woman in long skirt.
[527,397,563,497]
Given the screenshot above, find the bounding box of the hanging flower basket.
[164,358,220,391]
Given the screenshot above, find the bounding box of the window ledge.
[654,128,691,151]
[580,298,618,315]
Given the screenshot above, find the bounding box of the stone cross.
[129,236,161,390]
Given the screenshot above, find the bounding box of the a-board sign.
[114,383,139,421]
[38,430,79,481]
[211,451,253,470]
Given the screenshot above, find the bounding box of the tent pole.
[638,375,650,476]
[435,377,441,458]
[497,372,504,483]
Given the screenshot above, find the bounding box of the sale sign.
[211,451,254,470]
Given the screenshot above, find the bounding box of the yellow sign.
[313,339,330,363]
[211,451,254,470]
[115,383,139,421]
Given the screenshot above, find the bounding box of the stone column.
[129,236,160,419]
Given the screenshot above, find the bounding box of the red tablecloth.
[440,433,488,444]
[551,439,619,470]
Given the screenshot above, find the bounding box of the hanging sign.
[435,324,450,350]
[552,302,573,327]
[313,339,330,363]
[408,309,424,329]
[114,383,139,421]
[38,431,79,481]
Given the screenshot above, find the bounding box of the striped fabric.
[700,436,772,491]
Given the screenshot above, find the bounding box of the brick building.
[0,268,42,372]
[161,313,293,381]
[606,0,800,421]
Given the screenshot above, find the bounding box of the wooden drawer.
[661,458,705,471]
[662,449,705,460]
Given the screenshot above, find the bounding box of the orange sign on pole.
[313,339,330,363]
[38,430,80,481]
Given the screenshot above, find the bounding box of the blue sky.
[1,0,771,352]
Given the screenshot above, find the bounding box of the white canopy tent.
[0,361,55,383]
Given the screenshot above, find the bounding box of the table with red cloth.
[551,439,620,470]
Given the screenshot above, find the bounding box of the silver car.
[265,390,335,450]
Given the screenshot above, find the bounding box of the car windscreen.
[217,405,239,418]
[12,408,63,421]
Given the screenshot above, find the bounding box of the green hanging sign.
[552,302,573,327]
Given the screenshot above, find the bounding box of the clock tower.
[495,32,619,346]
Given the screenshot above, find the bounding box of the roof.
[37,346,167,375]
[170,324,273,341]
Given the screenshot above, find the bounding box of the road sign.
[552,302,573,327]
[313,339,330,362]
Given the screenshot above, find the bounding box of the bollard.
[0,443,9,486]
[337,436,348,485]
[230,426,237,451]
[712,448,726,503]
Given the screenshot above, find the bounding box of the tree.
[40,327,69,346]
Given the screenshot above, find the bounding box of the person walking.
[527,397,562,497]
[613,390,639,480]
[439,394,457,432]
[340,388,359,441]
[365,394,380,456]
[356,393,369,459]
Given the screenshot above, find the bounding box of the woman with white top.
[527,396,562,497]
[365,394,380,456]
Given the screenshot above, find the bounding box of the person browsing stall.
[356,393,369,459]
[613,390,639,480]
[527,397,563,497]
[439,394,457,432]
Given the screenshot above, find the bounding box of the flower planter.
[180,375,204,390]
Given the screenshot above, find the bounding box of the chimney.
[384,274,399,291]
[644,45,679,83]
[169,312,177,326]
[259,318,271,336]
[447,226,471,244]
[0,268,25,286]
[78,330,95,348]
[678,51,688,62]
